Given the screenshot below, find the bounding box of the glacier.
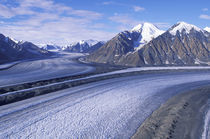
[0,71,210,138]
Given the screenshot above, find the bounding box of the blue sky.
[0,0,209,45]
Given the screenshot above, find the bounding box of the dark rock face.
[87,42,105,53]
[86,25,210,67]
[120,30,210,66]
[64,41,105,53]
[0,34,51,64]
[86,31,136,64]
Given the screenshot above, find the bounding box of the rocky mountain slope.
[86,22,210,66]
[0,34,51,64]
[86,22,164,64]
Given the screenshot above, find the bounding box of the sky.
[0,0,209,46]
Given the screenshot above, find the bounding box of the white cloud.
[109,14,141,26]
[154,22,171,29]
[17,0,56,10]
[0,4,15,18]
[0,16,115,46]
[102,1,137,8]
[69,10,103,20]
[0,0,114,45]
[102,1,114,5]
[200,14,210,20]
[202,8,208,11]
[109,14,170,31]
[1,0,101,19]
[133,6,145,12]
[109,14,141,31]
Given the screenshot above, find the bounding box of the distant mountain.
[42,44,61,51]
[0,34,51,64]
[86,22,210,66]
[86,22,164,64]
[63,40,105,53]
[204,27,210,32]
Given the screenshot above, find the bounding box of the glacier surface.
[0,72,210,138]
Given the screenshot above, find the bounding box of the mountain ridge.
[131,22,164,49]
[63,40,105,53]
[204,27,210,32]
[86,22,210,66]
[0,33,51,64]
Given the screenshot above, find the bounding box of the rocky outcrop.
[86,31,135,64]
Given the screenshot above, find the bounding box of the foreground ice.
[202,100,210,139]
[0,72,210,138]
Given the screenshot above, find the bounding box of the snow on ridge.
[67,40,99,48]
[4,36,19,44]
[131,24,143,32]
[169,21,203,35]
[204,27,210,32]
[78,39,99,46]
[84,39,99,46]
[9,37,19,44]
[130,22,164,50]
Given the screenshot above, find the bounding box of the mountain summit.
[85,22,164,64]
[86,22,210,66]
[0,34,51,64]
[169,22,203,35]
[63,40,105,53]
[131,22,164,49]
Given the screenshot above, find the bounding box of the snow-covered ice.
[0,52,94,86]
[202,100,210,139]
[0,71,210,138]
[0,61,20,69]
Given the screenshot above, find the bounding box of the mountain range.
[63,40,105,53]
[0,34,51,64]
[0,21,209,66]
[86,22,210,66]
[130,22,164,50]
[0,34,105,64]
[41,40,105,53]
[42,44,61,51]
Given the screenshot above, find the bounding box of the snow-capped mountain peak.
[169,22,202,35]
[79,40,86,45]
[131,22,163,33]
[131,22,164,50]
[131,24,143,32]
[79,39,99,46]
[63,40,105,53]
[42,44,62,51]
[204,27,210,32]
[2,35,19,44]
